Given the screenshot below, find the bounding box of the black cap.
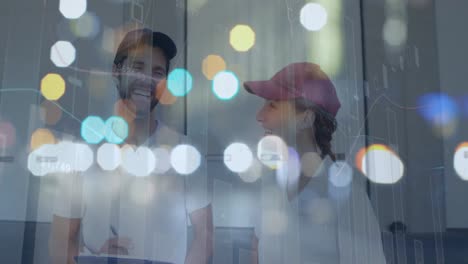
[113,28,177,65]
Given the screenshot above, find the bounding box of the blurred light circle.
[81,116,106,144]
[300,152,324,177]
[329,161,353,187]
[0,122,16,148]
[104,116,128,144]
[97,143,121,171]
[59,141,94,172]
[454,142,468,180]
[30,128,56,151]
[202,54,226,80]
[155,79,177,105]
[41,73,66,101]
[257,135,288,170]
[40,100,63,125]
[212,71,239,101]
[276,147,301,190]
[50,40,76,67]
[224,142,253,173]
[152,147,171,174]
[300,3,328,31]
[170,144,201,175]
[383,18,407,47]
[417,92,458,126]
[167,68,193,97]
[70,12,100,38]
[230,24,256,52]
[121,145,156,177]
[27,144,57,176]
[238,158,263,183]
[59,0,87,19]
[361,144,405,184]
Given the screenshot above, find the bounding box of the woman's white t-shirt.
[255,155,387,264]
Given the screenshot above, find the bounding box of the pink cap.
[244,62,341,117]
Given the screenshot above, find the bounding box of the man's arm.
[185,204,213,264]
[49,215,81,264]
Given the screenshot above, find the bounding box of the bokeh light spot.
[153,147,171,174]
[59,0,87,19]
[170,144,201,175]
[300,3,328,31]
[212,71,239,101]
[155,79,177,105]
[360,144,405,184]
[383,18,408,47]
[230,24,256,52]
[50,41,76,67]
[121,145,156,177]
[417,92,458,126]
[0,122,16,148]
[40,100,63,125]
[81,116,106,144]
[202,54,226,80]
[276,147,301,190]
[104,116,128,144]
[454,142,468,180]
[41,73,66,101]
[167,68,193,97]
[30,128,56,151]
[97,143,121,171]
[224,142,253,173]
[70,12,100,38]
[257,135,289,170]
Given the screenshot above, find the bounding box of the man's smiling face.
[117,44,167,119]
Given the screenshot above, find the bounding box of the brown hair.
[294,98,338,161]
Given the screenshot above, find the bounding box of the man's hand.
[98,237,133,255]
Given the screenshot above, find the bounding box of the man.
[49,28,213,264]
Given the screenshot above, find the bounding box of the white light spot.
[59,0,87,19]
[224,142,253,173]
[212,71,239,101]
[454,145,468,180]
[383,18,407,47]
[257,135,289,170]
[97,143,121,171]
[121,145,156,177]
[300,3,328,31]
[362,148,404,184]
[50,41,76,67]
[170,144,201,175]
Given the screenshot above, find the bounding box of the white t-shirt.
[255,155,387,264]
[53,122,210,264]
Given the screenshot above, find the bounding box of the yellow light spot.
[40,100,63,125]
[30,128,56,151]
[41,73,66,101]
[230,25,256,52]
[202,55,226,80]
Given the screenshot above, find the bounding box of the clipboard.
[74,255,174,264]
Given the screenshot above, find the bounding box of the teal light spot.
[104,116,128,144]
[167,68,193,97]
[81,116,105,144]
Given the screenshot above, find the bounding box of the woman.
[244,62,387,264]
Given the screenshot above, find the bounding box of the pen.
[110,225,118,237]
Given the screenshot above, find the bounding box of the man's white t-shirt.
[255,155,387,264]
[53,122,210,264]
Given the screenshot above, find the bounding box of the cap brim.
[152,32,177,60]
[244,80,291,100]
